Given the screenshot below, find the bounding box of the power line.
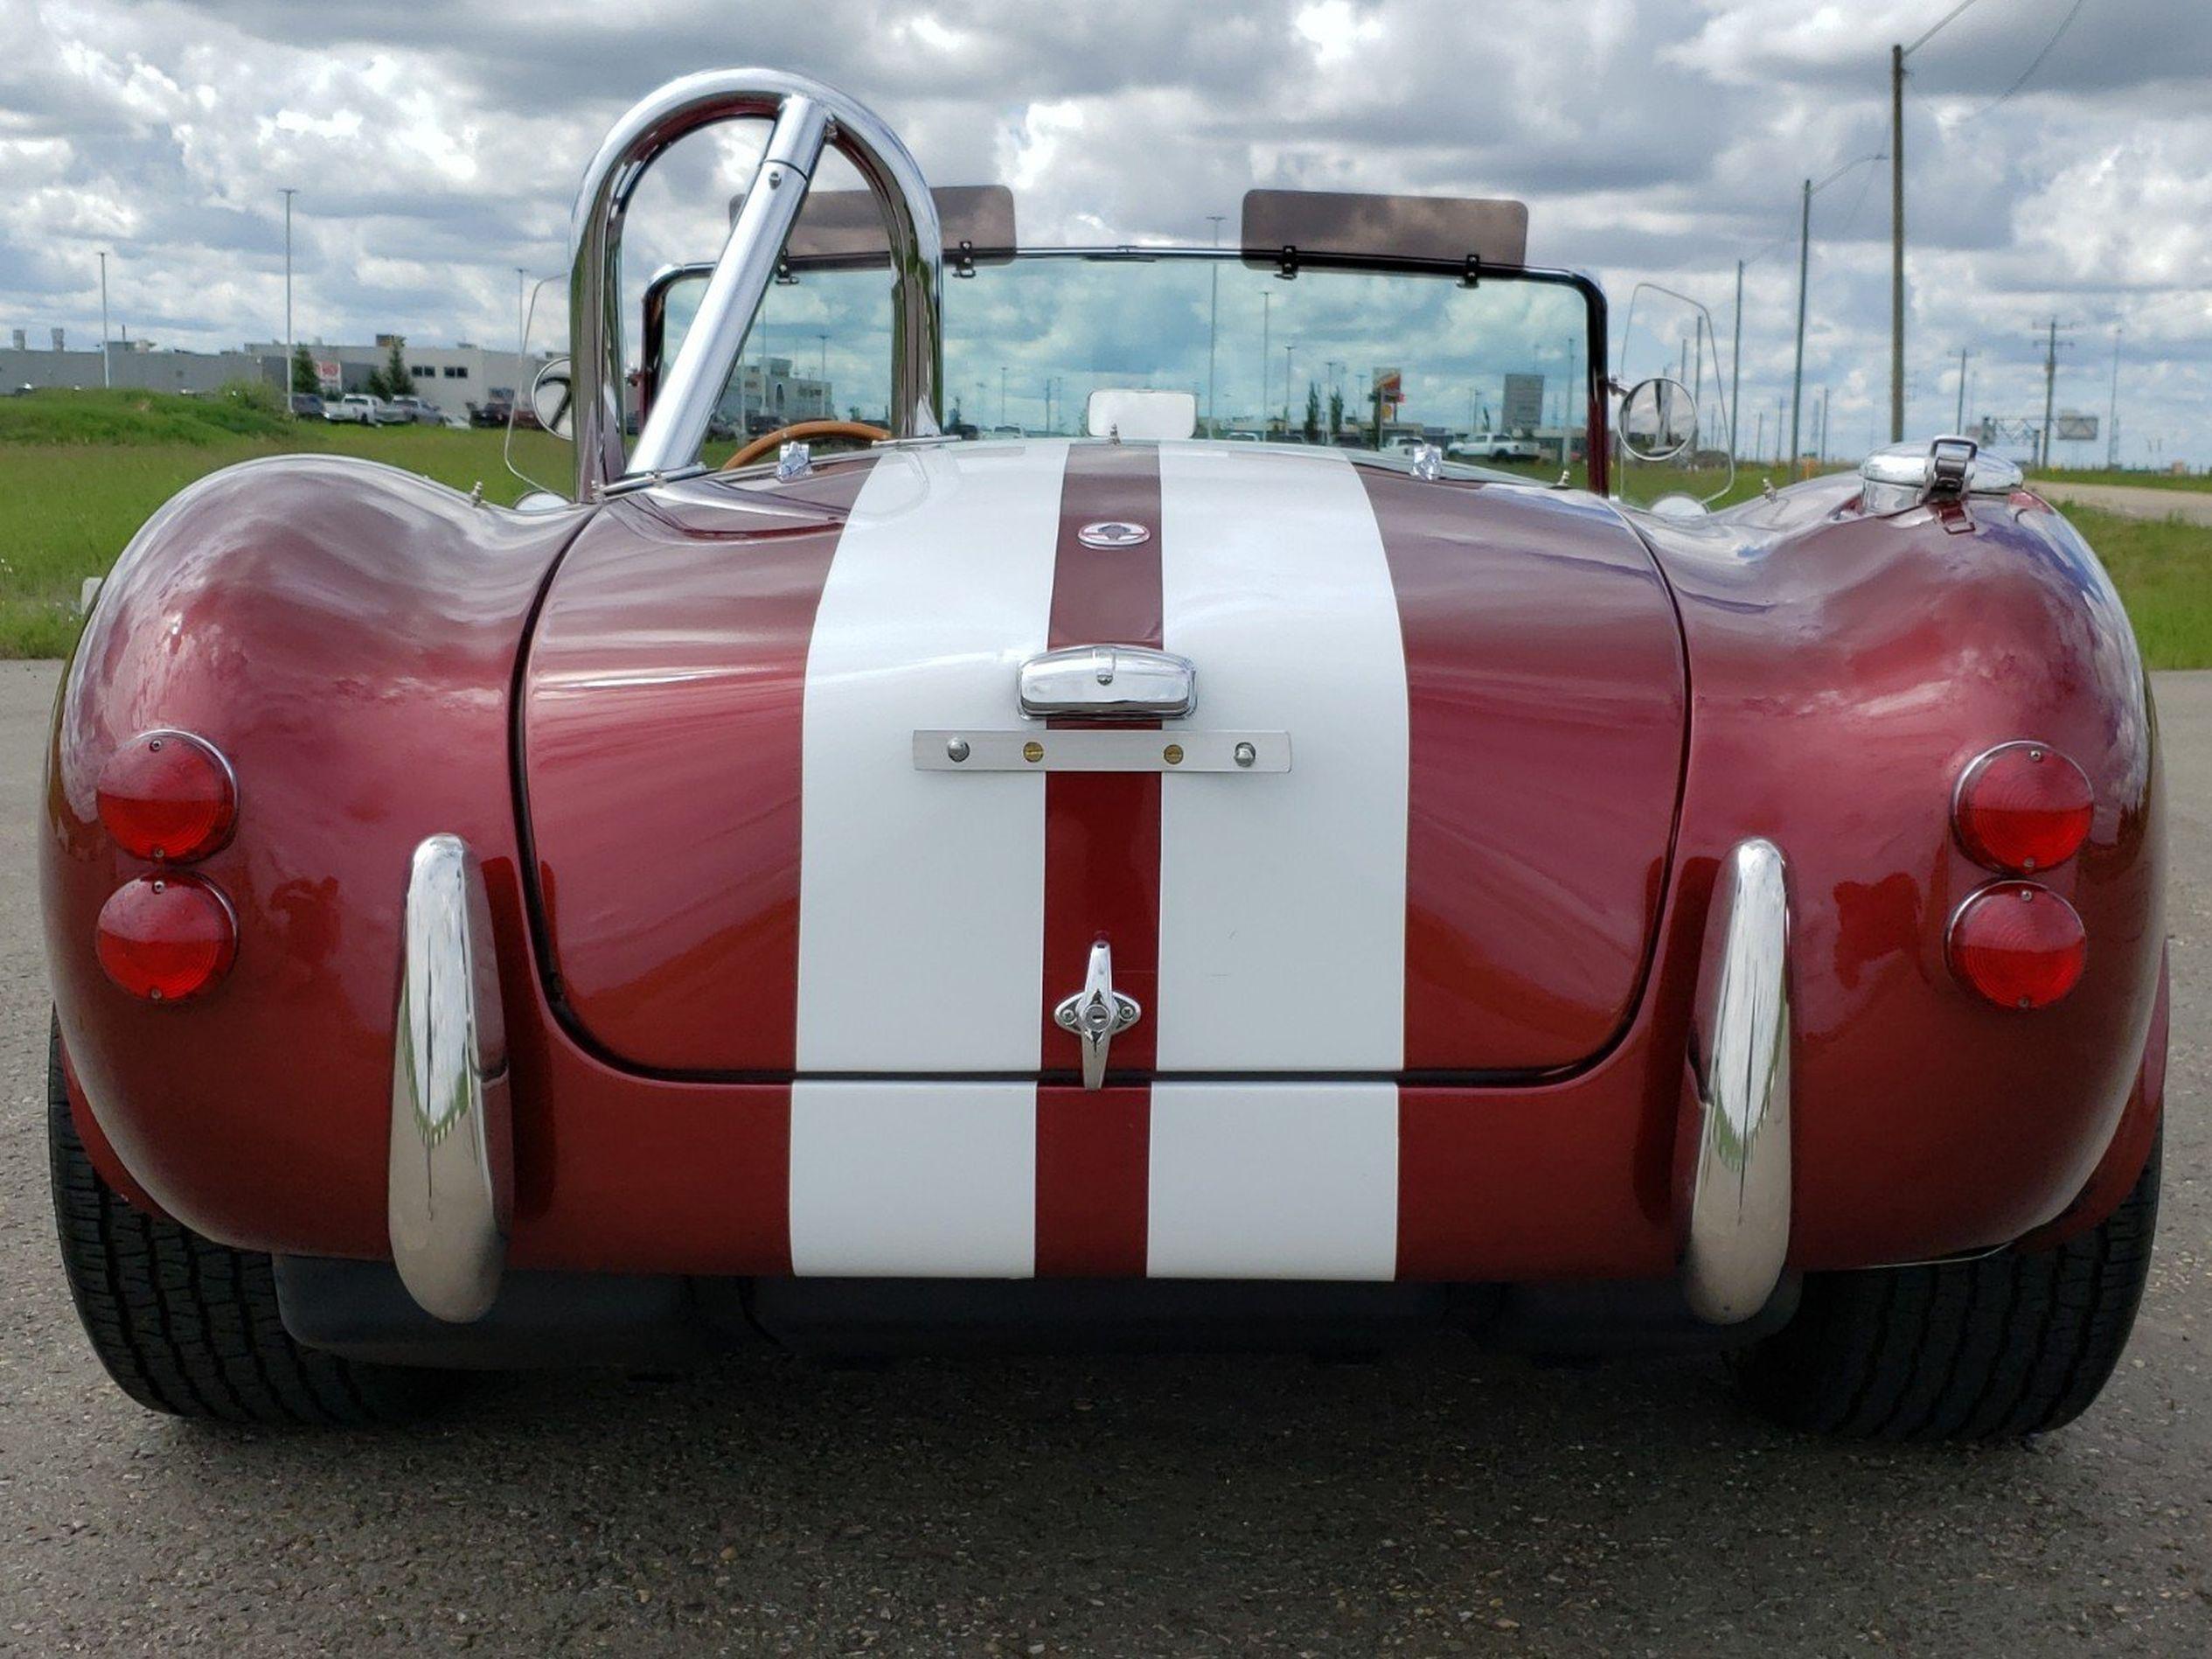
[1972,0,2089,118]
[1904,0,1985,59]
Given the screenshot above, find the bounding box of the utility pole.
[1754,408,1763,464]
[2106,326,2122,469]
[280,187,297,392]
[1729,258,1743,461]
[999,364,1008,426]
[1283,343,1295,430]
[1206,214,1224,437]
[1954,345,1972,433]
[1790,176,1810,468]
[1886,5,1985,442]
[97,250,110,388]
[1890,41,1906,443]
[2040,317,2060,470]
[1819,384,1831,464]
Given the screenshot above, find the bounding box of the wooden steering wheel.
[719,419,892,471]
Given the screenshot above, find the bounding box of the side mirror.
[1619,376,1696,463]
[528,358,575,441]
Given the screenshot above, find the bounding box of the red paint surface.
[2020,941,2167,1251]
[1035,1085,1150,1276]
[43,451,2164,1282]
[1033,444,1165,1272]
[1359,471,1687,1070]
[520,460,878,1072]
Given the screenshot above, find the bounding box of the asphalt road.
[3,657,2207,1657]
[2038,479,2212,525]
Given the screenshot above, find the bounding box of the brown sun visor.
[728,183,1017,269]
[1240,189,1527,269]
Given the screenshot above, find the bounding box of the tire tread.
[1735,1135,2160,1441]
[46,1021,445,1426]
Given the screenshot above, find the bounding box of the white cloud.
[0,0,2204,462]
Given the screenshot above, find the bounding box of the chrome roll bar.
[567,68,943,498]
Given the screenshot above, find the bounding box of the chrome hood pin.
[1053,938,1142,1090]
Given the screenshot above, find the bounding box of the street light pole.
[1954,345,1972,432]
[1259,291,1270,435]
[1205,214,1224,437]
[1729,258,1743,461]
[279,187,298,392]
[1790,176,1810,468]
[1283,343,1295,431]
[1890,40,1906,443]
[97,251,111,388]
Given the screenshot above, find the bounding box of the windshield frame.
[638,246,1611,493]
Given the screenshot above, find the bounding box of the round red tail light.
[97,729,237,863]
[1954,742,2091,874]
[1948,882,2086,1010]
[95,875,238,1002]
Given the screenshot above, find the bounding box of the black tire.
[47,1021,450,1425]
[1734,1133,2160,1440]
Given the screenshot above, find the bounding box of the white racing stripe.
[796,441,1068,1070]
[789,1080,1036,1276]
[1154,445,1410,1070]
[1147,1082,1400,1279]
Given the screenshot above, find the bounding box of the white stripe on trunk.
[1146,1082,1400,1279]
[1154,445,1409,1070]
[788,1080,1036,1276]
[796,442,1068,1070]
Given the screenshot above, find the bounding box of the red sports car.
[43,70,2163,1436]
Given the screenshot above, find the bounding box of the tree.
[289,343,318,394]
[380,336,411,400]
[1303,381,1322,444]
[1328,387,1344,436]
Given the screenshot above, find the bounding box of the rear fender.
[43,456,588,1253]
[1641,488,2164,1265]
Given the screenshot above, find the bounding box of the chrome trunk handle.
[1019,645,1196,721]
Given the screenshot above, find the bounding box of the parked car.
[287,394,325,420]
[386,396,446,426]
[1450,432,1542,463]
[322,393,390,425]
[45,69,2167,1440]
[469,389,514,429]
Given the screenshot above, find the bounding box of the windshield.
[656,250,1600,488]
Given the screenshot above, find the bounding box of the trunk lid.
[520,440,1686,1079]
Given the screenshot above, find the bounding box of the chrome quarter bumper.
[1683,839,1792,1324]
[388,834,511,1322]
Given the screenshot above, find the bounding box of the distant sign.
[316,359,341,390]
[1374,367,1403,408]
[2055,412,2099,442]
[1502,372,1544,432]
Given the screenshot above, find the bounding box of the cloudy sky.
[3,0,2208,463]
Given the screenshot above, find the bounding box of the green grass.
[2067,505,2212,669]
[2031,466,2211,493]
[0,390,556,656]
[4,390,2210,668]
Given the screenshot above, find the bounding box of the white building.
[242,338,558,421]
